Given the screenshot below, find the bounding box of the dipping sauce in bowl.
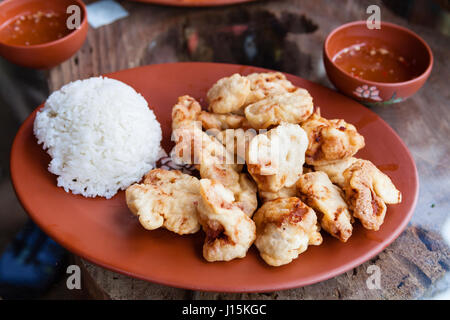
[333,38,422,83]
[0,11,73,46]
[0,0,88,69]
[324,21,433,106]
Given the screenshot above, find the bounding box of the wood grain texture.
[80,226,449,299]
[48,0,450,299]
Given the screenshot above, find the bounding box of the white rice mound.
[33,77,162,199]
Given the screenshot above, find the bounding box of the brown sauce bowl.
[0,0,88,69]
[324,21,433,106]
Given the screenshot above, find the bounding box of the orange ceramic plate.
[10,63,418,292]
[131,0,254,7]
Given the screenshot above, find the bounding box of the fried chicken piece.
[301,110,365,166]
[198,179,256,262]
[244,90,313,129]
[198,111,251,131]
[365,163,402,205]
[215,128,257,165]
[244,72,298,105]
[253,197,322,266]
[342,163,386,231]
[172,123,238,169]
[172,126,257,217]
[314,157,358,187]
[316,158,401,230]
[126,169,201,235]
[199,163,257,217]
[259,185,297,203]
[342,159,401,231]
[206,72,302,115]
[247,123,308,192]
[171,95,202,131]
[234,173,258,218]
[207,73,251,114]
[317,158,402,204]
[173,125,242,177]
[297,172,353,242]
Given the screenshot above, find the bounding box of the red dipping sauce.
[0,11,73,46]
[332,38,421,83]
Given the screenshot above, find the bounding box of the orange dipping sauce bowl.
[0,0,88,69]
[324,21,433,106]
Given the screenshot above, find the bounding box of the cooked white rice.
[33,77,162,199]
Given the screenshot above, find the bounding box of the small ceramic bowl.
[0,0,88,69]
[324,21,433,106]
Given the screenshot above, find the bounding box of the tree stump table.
[47,0,450,299]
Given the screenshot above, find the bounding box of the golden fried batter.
[367,163,402,205]
[197,133,257,215]
[198,179,256,262]
[172,124,237,170]
[198,167,257,217]
[171,95,202,131]
[126,169,201,235]
[297,172,353,242]
[207,73,251,114]
[161,72,401,265]
[172,125,257,217]
[253,197,322,266]
[342,159,401,231]
[244,90,313,129]
[259,185,298,203]
[199,151,258,217]
[215,128,257,165]
[234,173,258,218]
[244,72,298,105]
[198,111,250,131]
[301,111,365,166]
[314,157,358,187]
[247,123,308,192]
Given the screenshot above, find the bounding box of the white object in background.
[443,217,450,247]
[86,0,129,29]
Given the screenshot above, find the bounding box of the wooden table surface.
[46,0,450,299]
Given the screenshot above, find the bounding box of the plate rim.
[10,62,419,293]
